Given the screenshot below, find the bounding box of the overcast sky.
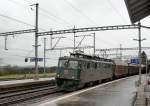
[0,0,150,67]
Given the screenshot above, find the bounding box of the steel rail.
[0,83,54,95]
[0,86,59,105]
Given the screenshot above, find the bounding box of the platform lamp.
[133,38,147,85]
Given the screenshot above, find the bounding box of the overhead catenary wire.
[0,52,27,58]
[3,0,47,31]
[20,0,73,28]
[0,13,35,28]
[22,0,33,5]
[7,0,73,30]
[0,0,144,66]
[0,13,46,31]
[0,45,34,54]
[0,46,45,58]
[106,0,128,23]
[7,0,29,9]
[39,7,73,27]
[63,0,98,26]
[0,1,63,66]
[61,0,119,47]
[39,11,71,29]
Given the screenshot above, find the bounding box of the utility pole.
[133,22,146,85]
[133,22,143,85]
[4,36,8,50]
[60,50,62,57]
[50,35,52,49]
[138,22,142,85]
[93,33,95,56]
[73,26,76,52]
[120,44,122,60]
[43,38,46,74]
[50,29,53,49]
[34,3,39,80]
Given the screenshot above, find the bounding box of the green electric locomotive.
[56,52,114,91]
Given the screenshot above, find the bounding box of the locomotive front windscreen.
[68,60,78,69]
[59,59,68,68]
[57,59,80,80]
[59,59,78,69]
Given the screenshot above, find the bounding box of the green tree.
[141,51,147,65]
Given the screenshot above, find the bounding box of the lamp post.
[133,22,146,85]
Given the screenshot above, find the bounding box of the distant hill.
[0,65,58,75]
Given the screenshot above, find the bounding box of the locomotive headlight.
[57,74,60,77]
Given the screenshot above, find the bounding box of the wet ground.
[33,75,143,106]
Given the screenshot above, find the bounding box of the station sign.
[30,58,43,62]
[130,58,139,64]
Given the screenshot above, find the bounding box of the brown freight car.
[113,60,128,78]
[128,64,139,76]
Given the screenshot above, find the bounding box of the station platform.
[0,77,55,89]
[34,75,141,106]
[134,78,150,106]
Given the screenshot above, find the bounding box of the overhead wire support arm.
[51,37,61,50]
[75,35,86,48]
[0,29,35,36]
[96,47,150,52]
[46,46,94,51]
[38,24,139,36]
[140,25,150,29]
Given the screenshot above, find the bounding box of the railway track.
[0,85,59,106]
[0,84,54,95]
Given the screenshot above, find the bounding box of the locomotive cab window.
[68,60,78,69]
[59,59,79,69]
[59,59,68,68]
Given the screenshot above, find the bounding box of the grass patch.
[0,73,56,80]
